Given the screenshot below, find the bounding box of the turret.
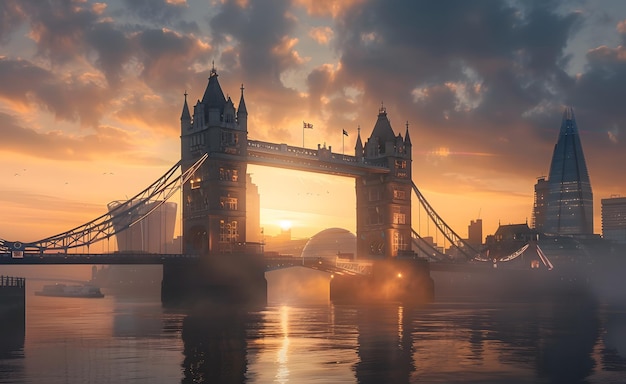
[180,91,192,131]
[237,84,248,132]
[201,64,227,125]
[404,121,412,160]
[355,125,364,160]
[224,96,236,125]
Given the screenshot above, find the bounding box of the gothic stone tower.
[180,68,248,255]
[355,106,413,259]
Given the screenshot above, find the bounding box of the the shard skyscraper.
[543,107,594,236]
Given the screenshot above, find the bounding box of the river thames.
[1,266,626,383]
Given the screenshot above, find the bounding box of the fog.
[266,267,331,304]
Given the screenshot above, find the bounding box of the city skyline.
[2,1,626,243]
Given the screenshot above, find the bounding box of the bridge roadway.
[0,252,370,276]
[0,252,199,265]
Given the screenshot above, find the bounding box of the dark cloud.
[209,0,301,86]
[133,27,213,92]
[0,57,111,126]
[0,0,27,43]
[0,112,134,161]
[19,0,99,64]
[85,20,134,87]
[297,0,587,186]
[121,0,187,25]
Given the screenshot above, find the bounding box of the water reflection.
[354,304,415,383]
[180,305,261,383]
[0,316,25,381]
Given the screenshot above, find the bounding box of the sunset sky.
[1,0,626,247]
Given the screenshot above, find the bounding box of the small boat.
[35,284,104,298]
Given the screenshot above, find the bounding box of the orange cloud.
[308,26,334,45]
[295,0,364,18]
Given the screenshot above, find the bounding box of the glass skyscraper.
[543,107,594,236]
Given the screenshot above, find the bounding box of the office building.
[602,196,626,244]
[543,107,594,236]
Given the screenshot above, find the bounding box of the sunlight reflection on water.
[0,281,625,383]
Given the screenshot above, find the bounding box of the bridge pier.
[161,253,267,307]
[330,258,434,305]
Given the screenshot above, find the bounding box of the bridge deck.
[0,253,199,265]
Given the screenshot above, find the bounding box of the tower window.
[219,220,239,243]
[393,189,406,200]
[219,167,239,182]
[220,196,238,210]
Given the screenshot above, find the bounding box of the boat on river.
[35,284,104,298]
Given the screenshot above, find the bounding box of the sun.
[279,220,292,231]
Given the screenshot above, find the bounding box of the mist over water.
[1,264,626,383]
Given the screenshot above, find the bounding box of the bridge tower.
[165,67,264,306]
[355,106,412,259]
[180,67,249,255]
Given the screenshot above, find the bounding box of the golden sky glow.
[2,0,626,246]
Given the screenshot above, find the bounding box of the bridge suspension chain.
[1,153,208,254]
[411,181,481,261]
[410,228,447,262]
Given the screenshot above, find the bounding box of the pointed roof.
[355,125,363,154]
[180,91,191,121]
[238,84,247,115]
[369,105,396,142]
[548,106,590,184]
[404,121,411,145]
[201,66,226,110]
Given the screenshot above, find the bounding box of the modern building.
[301,228,357,260]
[601,196,626,244]
[542,107,594,236]
[107,200,177,253]
[532,177,549,231]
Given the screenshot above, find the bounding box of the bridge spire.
[355,125,363,158]
[404,120,411,145]
[180,90,191,130]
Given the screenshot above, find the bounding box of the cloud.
[0,0,28,42]
[0,57,112,127]
[121,0,188,25]
[308,26,333,45]
[0,111,143,162]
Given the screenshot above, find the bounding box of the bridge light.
[330,274,334,279]
[397,272,403,278]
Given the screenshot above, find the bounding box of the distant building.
[602,196,626,244]
[467,219,483,248]
[532,177,549,231]
[301,228,356,260]
[263,228,309,257]
[543,107,594,236]
[108,200,177,253]
[246,173,261,243]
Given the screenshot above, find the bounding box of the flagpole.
[303,121,305,148]
[342,131,345,155]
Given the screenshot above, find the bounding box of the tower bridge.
[0,68,485,305]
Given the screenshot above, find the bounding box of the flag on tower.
[343,129,349,136]
[303,121,313,129]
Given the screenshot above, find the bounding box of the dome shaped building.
[301,228,356,260]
